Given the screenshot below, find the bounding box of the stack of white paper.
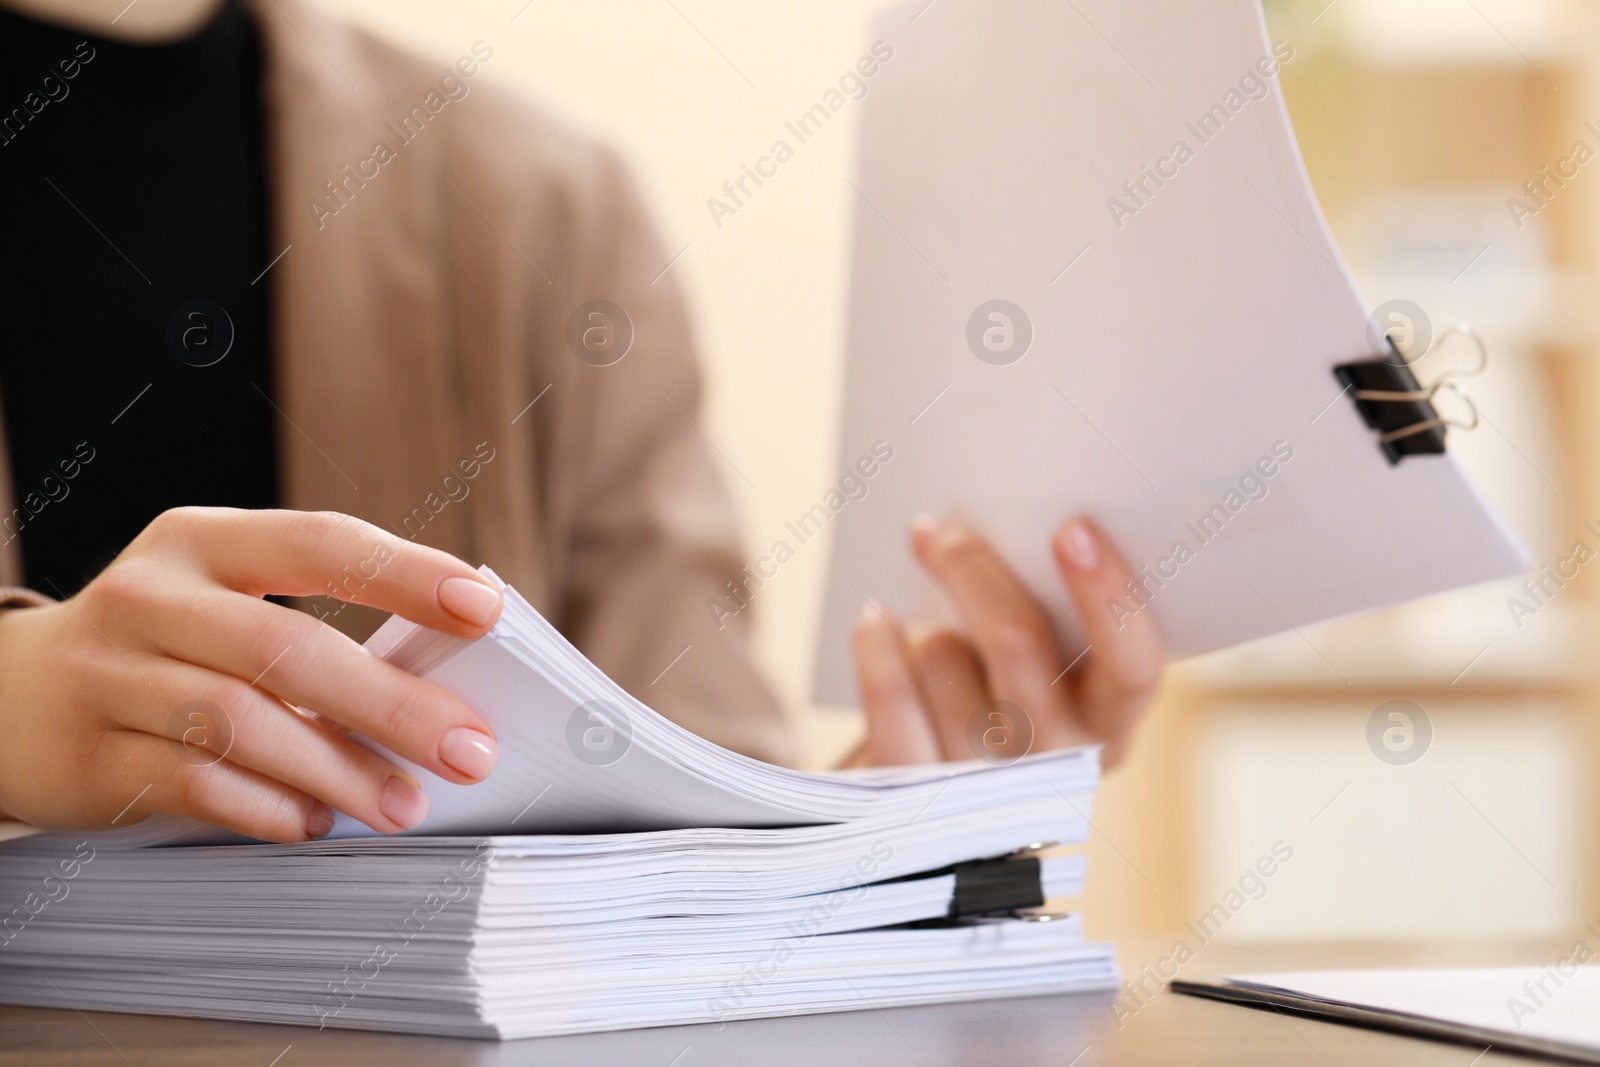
[0,573,1116,1038]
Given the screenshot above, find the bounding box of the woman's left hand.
[852,515,1165,769]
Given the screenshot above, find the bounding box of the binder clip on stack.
[1334,318,1487,465]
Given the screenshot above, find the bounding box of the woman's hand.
[853,516,1164,769]
[0,507,505,842]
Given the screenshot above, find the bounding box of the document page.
[1195,968,1600,1061]
[813,0,1526,702]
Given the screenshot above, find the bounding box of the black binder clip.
[1333,324,1485,465]
[897,843,1061,926]
[948,849,1048,919]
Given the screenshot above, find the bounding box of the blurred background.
[316,0,1597,947]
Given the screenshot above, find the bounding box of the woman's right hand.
[0,507,506,843]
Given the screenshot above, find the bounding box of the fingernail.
[438,576,502,627]
[1058,519,1102,571]
[439,727,499,781]
[306,801,336,840]
[857,600,885,626]
[909,514,941,554]
[379,775,429,830]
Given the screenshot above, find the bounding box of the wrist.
[0,603,41,823]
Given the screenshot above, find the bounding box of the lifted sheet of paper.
[813,0,1526,704]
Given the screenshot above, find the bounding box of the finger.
[852,603,941,765]
[835,739,870,769]
[117,583,498,786]
[911,517,1086,750]
[906,626,989,760]
[141,507,503,637]
[98,731,329,844]
[111,659,430,834]
[1050,517,1164,764]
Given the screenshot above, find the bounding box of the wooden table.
[0,940,1563,1065]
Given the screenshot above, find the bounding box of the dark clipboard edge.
[1170,979,1600,1065]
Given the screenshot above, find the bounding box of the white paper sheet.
[813,0,1526,703]
[1218,968,1600,1059]
[36,574,1099,847]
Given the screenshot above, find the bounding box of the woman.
[0,0,1164,843]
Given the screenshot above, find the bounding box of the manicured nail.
[379,775,429,830]
[306,801,336,840]
[1058,519,1102,571]
[439,727,499,781]
[909,514,941,554]
[438,576,502,627]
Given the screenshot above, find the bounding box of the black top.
[0,0,278,596]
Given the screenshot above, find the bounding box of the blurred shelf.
[1267,0,1583,67]
[1176,595,1597,694]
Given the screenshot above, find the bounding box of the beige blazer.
[0,0,795,767]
